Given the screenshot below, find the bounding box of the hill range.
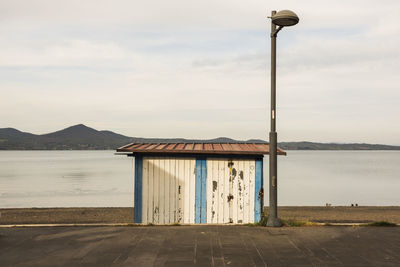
[0,124,399,150]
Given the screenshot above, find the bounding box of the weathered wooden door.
[206,159,262,224]
[140,157,196,224]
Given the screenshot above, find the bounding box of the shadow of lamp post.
[267,10,299,227]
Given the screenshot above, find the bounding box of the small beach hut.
[117,143,286,224]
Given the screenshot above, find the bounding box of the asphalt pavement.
[1,225,399,266]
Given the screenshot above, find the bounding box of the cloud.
[0,0,399,144]
[0,40,134,67]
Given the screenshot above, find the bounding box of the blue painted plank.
[200,159,207,223]
[195,159,203,223]
[195,158,207,223]
[134,156,143,223]
[134,158,138,222]
[254,159,263,223]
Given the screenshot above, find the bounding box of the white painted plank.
[170,158,176,222]
[228,160,234,223]
[189,159,195,224]
[154,158,161,224]
[184,159,190,224]
[211,160,216,223]
[181,159,186,223]
[180,159,186,223]
[212,159,217,223]
[176,159,180,222]
[177,159,184,222]
[174,159,178,223]
[224,159,230,223]
[237,160,244,224]
[236,160,242,223]
[176,158,180,223]
[206,159,212,223]
[239,160,244,223]
[217,160,224,224]
[243,160,250,224]
[238,160,244,223]
[151,158,156,224]
[209,159,217,224]
[249,161,255,223]
[242,160,247,223]
[148,158,154,224]
[159,159,166,224]
[212,160,220,223]
[142,159,148,224]
[232,160,238,223]
[164,159,170,224]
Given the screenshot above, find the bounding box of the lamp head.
[272,10,299,27]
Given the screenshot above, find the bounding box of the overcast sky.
[1,0,399,145]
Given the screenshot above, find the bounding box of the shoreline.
[1,206,399,225]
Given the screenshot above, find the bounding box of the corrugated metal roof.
[116,143,286,155]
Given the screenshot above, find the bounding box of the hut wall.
[134,156,263,224]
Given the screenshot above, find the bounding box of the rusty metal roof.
[116,143,286,155]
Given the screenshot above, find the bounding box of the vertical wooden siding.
[140,157,196,224]
[195,158,207,223]
[254,159,263,222]
[134,156,142,223]
[206,159,256,223]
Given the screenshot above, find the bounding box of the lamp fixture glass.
[271,10,299,27]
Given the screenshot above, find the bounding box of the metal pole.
[267,10,282,227]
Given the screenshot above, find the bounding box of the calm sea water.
[0,151,399,208]
[277,151,400,206]
[0,151,133,208]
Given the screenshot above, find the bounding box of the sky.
[1,0,399,145]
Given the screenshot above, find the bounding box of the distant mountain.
[0,124,266,150]
[278,141,400,150]
[1,125,399,150]
[0,124,133,150]
[0,128,36,139]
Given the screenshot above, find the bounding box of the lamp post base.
[266,217,283,227]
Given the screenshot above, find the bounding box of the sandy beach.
[0,207,133,225]
[1,206,399,225]
[265,206,400,223]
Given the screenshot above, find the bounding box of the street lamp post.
[267,10,299,227]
